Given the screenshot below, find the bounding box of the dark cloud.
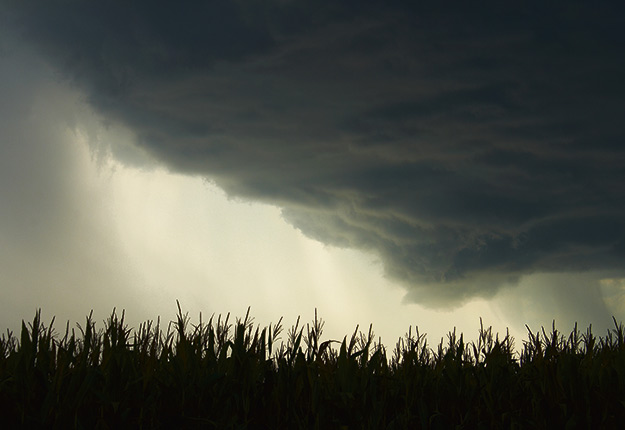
[5,1,625,307]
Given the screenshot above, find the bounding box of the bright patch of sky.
[92,125,521,348]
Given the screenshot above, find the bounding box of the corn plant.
[1,304,625,429]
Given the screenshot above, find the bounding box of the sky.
[1,1,624,350]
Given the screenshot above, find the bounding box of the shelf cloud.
[5,1,625,308]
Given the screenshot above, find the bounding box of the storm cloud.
[5,1,625,307]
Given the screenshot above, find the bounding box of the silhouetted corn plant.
[1,303,625,429]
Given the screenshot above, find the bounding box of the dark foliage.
[1,304,624,429]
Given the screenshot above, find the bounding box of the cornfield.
[1,303,624,429]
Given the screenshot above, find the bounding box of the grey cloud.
[5,1,625,308]
[495,272,619,335]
